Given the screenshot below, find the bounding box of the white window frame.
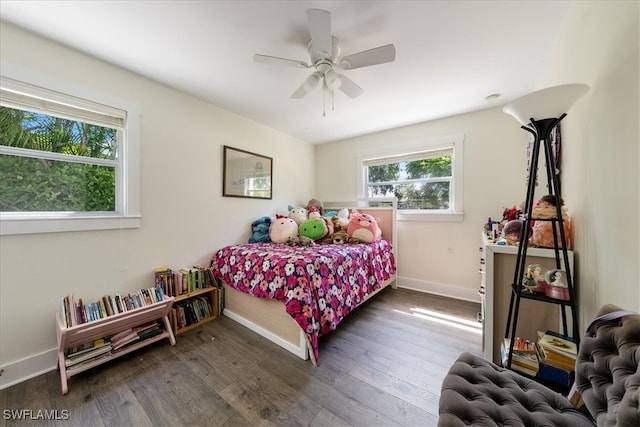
[357,134,464,222]
[0,71,141,235]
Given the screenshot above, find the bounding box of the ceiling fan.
[253,9,396,109]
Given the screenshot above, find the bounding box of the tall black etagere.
[501,84,589,371]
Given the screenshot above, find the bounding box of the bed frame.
[221,199,397,361]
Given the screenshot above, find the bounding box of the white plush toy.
[287,205,308,225]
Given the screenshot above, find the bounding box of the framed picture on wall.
[223,145,272,199]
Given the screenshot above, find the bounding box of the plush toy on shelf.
[530,195,571,249]
[501,219,525,246]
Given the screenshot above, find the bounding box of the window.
[358,134,464,222]
[0,75,141,235]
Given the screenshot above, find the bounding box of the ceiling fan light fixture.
[324,69,341,90]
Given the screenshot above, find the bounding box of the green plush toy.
[299,217,331,241]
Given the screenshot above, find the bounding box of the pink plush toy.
[347,210,381,243]
[269,215,299,244]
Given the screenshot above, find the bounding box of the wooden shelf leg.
[162,315,176,346]
[58,351,68,395]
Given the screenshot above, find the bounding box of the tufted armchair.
[438,305,639,426]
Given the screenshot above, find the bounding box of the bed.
[210,200,397,365]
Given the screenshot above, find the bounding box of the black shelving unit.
[503,116,579,370]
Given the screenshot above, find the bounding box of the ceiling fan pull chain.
[322,85,326,117]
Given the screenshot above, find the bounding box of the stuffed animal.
[284,235,315,247]
[331,208,350,232]
[347,210,381,243]
[502,219,525,246]
[308,206,321,219]
[269,215,299,244]
[248,216,272,243]
[306,198,324,216]
[287,205,308,225]
[328,231,360,245]
[530,195,571,248]
[299,217,333,241]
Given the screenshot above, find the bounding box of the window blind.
[363,147,453,168]
[1,76,125,129]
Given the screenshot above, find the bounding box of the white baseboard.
[396,276,481,303]
[0,348,57,391]
[222,309,308,360]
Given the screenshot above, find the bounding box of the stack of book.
[65,338,112,370]
[535,330,577,386]
[501,337,539,377]
[64,322,165,368]
[111,321,163,352]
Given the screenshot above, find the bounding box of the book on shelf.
[535,342,576,372]
[66,338,109,358]
[155,265,218,298]
[501,338,539,374]
[103,295,114,317]
[504,336,537,354]
[60,298,68,328]
[65,343,112,367]
[111,328,138,348]
[66,353,112,371]
[112,321,163,352]
[537,331,578,362]
[135,321,162,336]
[58,288,167,327]
[78,298,87,324]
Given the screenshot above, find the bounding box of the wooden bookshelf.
[56,296,176,394]
[171,287,218,335]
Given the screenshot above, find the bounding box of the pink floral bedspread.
[210,240,396,364]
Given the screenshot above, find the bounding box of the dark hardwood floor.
[0,288,482,427]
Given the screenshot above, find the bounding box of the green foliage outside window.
[0,106,117,212]
[367,156,452,210]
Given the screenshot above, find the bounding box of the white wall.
[537,0,640,324]
[316,0,640,328]
[0,22,315,388]
[315,107,528,300]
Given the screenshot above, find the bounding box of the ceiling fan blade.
[307,9,332,58]
[340,44,396,70]
[291,72,321,99]
[338,75,364,99]
[253,54,310,69]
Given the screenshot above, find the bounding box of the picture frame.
[223,145,272,199]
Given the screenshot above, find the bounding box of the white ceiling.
[0,1,571,144]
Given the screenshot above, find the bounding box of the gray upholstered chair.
[438,305,639,426]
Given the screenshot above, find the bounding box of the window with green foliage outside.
[1,89,121,213]
[364,149,453,211]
